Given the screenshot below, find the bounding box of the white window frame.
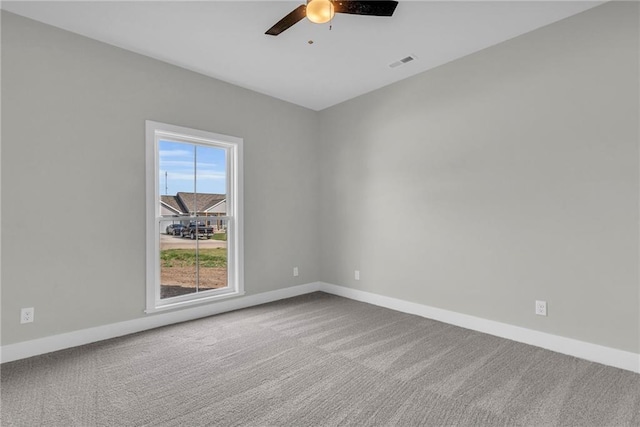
[145,120,244,313]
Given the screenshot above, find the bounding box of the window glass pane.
[195,144,226,201]
[158,140,195,215]
[157,141,229,300]
[159,226,197,299]
[193,145,228,292]
[197,219,228,292]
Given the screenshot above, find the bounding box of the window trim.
[145,120,244,313]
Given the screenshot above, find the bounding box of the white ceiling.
[2,1,603,111]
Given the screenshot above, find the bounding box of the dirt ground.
[160,233,226,250]
[159,233,228,299]
[160,266,227,299]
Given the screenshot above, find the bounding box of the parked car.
[166,224,185,236]
[181,221,214,239]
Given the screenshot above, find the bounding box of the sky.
[159,140,227,195]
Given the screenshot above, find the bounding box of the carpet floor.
[1,292,639,426]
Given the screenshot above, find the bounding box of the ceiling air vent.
[389,54,417,69]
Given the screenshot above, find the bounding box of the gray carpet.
[1,292,639,426]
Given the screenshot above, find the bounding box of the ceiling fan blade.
[265,4,307,36]
[333,1,398,17]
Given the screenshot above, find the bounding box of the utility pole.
[165,171,168,195]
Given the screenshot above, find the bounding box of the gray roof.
[160,195,184,213]
[162,192,225,214]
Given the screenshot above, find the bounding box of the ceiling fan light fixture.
[306,0,335,24]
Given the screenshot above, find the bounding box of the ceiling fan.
[265,0,399,36]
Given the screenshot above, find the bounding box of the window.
[145,121,243,312]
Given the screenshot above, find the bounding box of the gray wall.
[318,2,639,353]
[3,2,639,355]
[1,12,321,345]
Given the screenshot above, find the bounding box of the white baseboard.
[3,281,638,374]
[319,282,640,374]
[0,282,321,364]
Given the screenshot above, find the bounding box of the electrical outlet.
[293,267,299,277]
[355,270,360,280]
[21,307,34,324]
[535,300,547,316]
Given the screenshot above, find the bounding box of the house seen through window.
[146,121,244,312]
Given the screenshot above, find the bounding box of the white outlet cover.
[535,300,547,316]
[20,307,35,324]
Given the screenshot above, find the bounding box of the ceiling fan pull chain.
[329,1,333,31]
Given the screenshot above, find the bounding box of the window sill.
[145,289,245,314]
